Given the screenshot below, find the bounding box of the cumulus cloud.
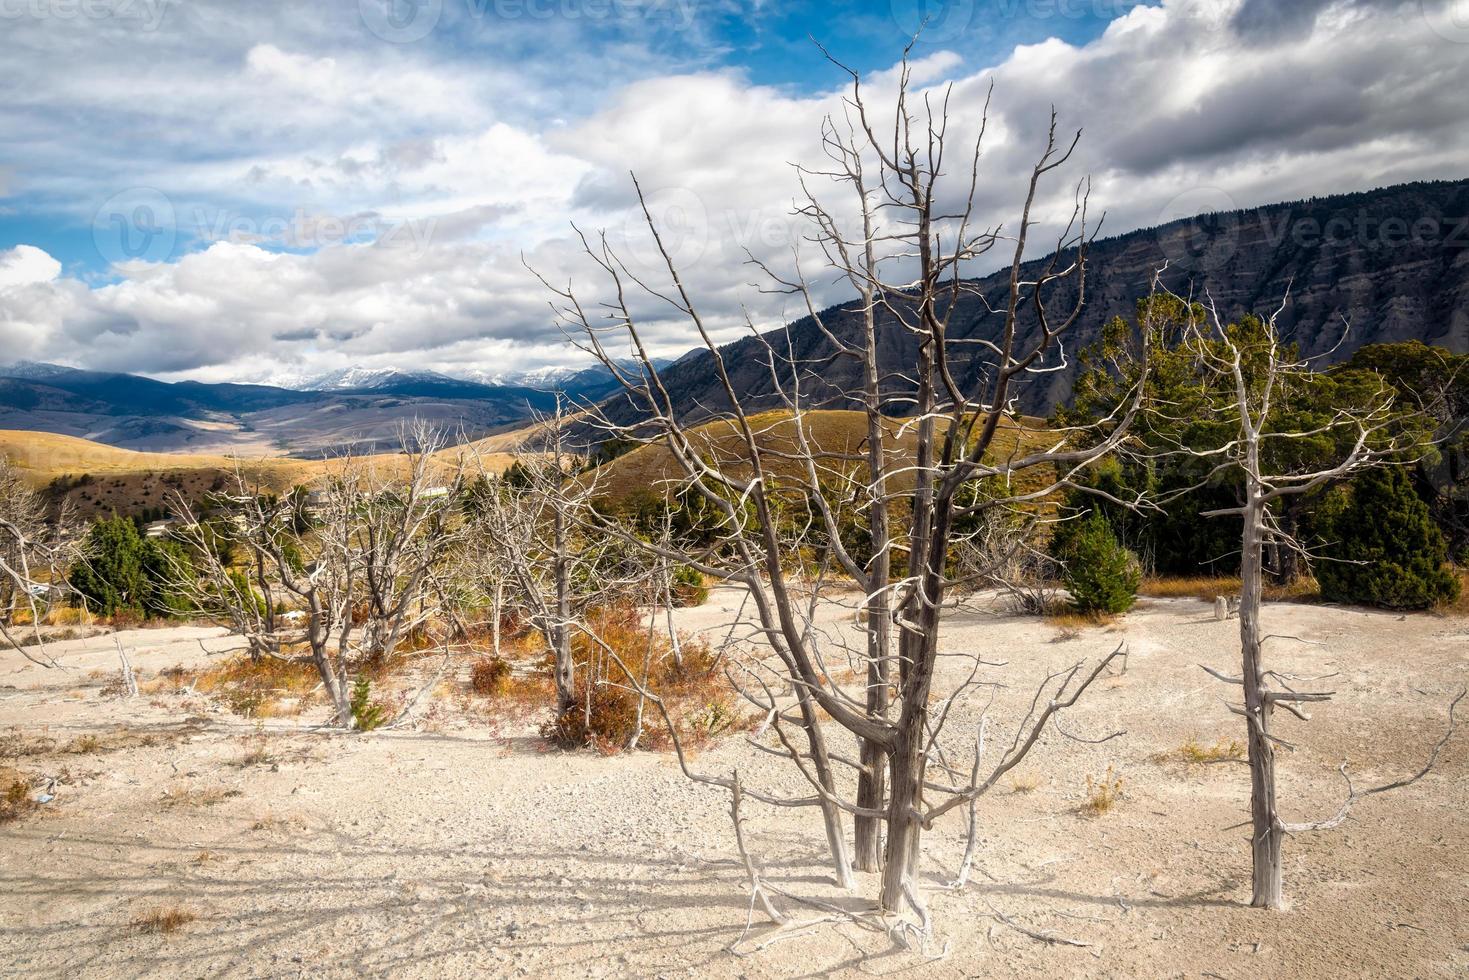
[1,0,1467,382]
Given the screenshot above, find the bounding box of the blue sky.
[0,0,1133,276]
[1,0,1466,382]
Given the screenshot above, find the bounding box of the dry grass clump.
[236,735,276,768]
[1140,575,1319,603]
[130,905,196,934]
[160,784,241,809]
[1173,735,1246,765]
[1010,773,1041,793]
[1081,766,1124,816]
[194,655,320,718]
[1045,609,1118,630]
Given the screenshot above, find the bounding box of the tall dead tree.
[474,410,623,718]
[0,457,75,666]
[350,424,464,665]
[533,51,1149,923]
[1177,295,1463,909]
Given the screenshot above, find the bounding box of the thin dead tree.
[532,49,1150,924]
[474,408,626,719]
[351,423,465,666]
[1176,294,1463,909]
[169,483,284,663]
[0,457,76,666]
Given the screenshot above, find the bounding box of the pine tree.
[1315,467,1460,610]
[1057,511,1141,615]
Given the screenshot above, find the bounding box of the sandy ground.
[0,591,1465,978]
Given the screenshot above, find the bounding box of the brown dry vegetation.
[129,906,197,934]
[1141,574,1321,603]
[0,427,520,517]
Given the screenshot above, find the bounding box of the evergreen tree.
[1056,511,1141,615]
[1314,467,1460,610]
[69,515,194,618]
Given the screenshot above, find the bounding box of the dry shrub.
[0,770,35,823]
[565,605,746,752]
[131,906,196,934]
[195,655,320,718]
[1010,773,1041,793]
[1081,766,1124,816]
[470,657,513,696]
[542,682,643,753]
[1175,735,1245,765]
[68,734,102,754]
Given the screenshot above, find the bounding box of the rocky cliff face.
[636,179,1469,421]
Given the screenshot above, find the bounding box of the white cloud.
[2,0,1467,382]
[0,245,61,290]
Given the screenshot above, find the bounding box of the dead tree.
[350,423,465,665]
[1178,295,1462,909]
[0,457,75,666]
[532,50,1149,923]
[474,409,625,718]
[170,486,283,663]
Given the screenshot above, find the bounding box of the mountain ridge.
[626,178,1469,424]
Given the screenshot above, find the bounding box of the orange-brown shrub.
[470,657,512,696]
[194,655,321,717]
[0,771,34,823]
[542,682,643,753]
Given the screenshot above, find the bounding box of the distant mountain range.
[4,179,1466,457]
[0,356,678,457]
[633,178,1469,423]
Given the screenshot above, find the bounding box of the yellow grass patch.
[130,906,196,934]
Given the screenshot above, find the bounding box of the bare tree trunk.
[1240,491,1283,908]
[552,504,576,716]
[491,580,503,658]
[795,689,855,889]
[880,705,926,912]
[853,600,889,873]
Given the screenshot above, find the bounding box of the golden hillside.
[589,409,1057,504]
[0,430,518,518]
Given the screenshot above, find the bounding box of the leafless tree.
[473,408,633,719]
[0,456,76,666]
[1176,295,1463,909]
[348,424,465,666]
[531,50,1149,925]
[174,428,460,728]
[170,482,283,663]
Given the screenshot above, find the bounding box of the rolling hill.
[0,429,523,519]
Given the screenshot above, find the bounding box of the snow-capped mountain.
[0,360,83,381]
[288,367,460,392]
